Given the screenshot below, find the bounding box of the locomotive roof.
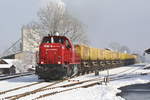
[44,35,67,38]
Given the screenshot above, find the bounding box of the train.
[35,35,137,80]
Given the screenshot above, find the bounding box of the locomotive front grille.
[46,49,59,64]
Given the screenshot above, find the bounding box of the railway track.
[0,72,34,81]
[4,73,147,100]
[0,81,44,95]
[0,65,148,100]
[33,82,100,100]
[4,77,103,100]
[3,78,73,100]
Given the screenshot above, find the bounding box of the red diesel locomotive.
[36,35,80,80]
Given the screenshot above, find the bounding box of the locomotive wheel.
[66,66,73,77]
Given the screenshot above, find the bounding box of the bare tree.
[119,46,130,53]
[108,42,121,52]
[108,42,130,53]
[27,1,89,44]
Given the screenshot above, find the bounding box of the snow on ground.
[0,63,150,100]
[40,63,150,100]
[40,85,123,100]
[0,75,39,91]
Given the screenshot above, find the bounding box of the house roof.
[0,59,17,68]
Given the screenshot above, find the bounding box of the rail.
[0,72,34,81]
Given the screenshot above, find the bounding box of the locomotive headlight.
[41,61,44,64]
[58,61,61,64]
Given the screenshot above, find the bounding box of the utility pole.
[104,63,110,85]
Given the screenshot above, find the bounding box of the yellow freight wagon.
[133,55,137,59]
[74,45,90,60]
[119,53,126,60]
[97,49,104,60]
[103,50,111,60]
[125,54,132,60]
[129,54,135,59]
[111,51,119,60]
[126,54,130,59]
[89,48,98,60]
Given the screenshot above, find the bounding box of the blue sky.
[0,0,150,55]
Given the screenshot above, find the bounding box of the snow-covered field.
[0,63,150,100]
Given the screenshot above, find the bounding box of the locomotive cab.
[39,36,74,65]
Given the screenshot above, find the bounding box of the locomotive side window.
[65,40,71,48]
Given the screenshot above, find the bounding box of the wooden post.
[95,69,99,76]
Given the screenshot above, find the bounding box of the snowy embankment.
[0,63,150,100]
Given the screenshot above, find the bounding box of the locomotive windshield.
[42,37,64,44]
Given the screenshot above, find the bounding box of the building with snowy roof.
[0,59,16,74]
